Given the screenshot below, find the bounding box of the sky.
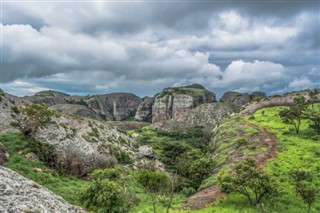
[1,0,319,98]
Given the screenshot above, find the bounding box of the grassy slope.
[178,106,320,213]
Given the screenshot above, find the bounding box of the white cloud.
[214,60,284,90]
[288,77,315,90]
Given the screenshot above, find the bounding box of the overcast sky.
[1,0,319,97]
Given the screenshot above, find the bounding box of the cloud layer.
[1,1,319,97]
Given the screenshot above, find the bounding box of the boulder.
[34,115,138,177]
[0,166,87,213]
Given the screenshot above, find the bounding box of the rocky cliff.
[84,93,142,121]
[153,103,236,130]
[152,84,216,124]
[134,96,154,122]
[26,90,142,121]
[0,166,87,213]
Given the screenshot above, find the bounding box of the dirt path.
[183,123,278,210]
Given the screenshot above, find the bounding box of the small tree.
[218,158,278,205]
[10,104,58,136]
[80,179,124,212]
[279,95,307,134]
[80,166,136,213]
[137,170,170,213]
[291,169,319,213]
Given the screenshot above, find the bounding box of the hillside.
[0,88,319,212]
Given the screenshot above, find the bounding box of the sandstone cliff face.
[86,93,141,121]
[154,103,236,130]
[152,85,216,124]
[34,115,138,177]
[134,97,154,122]
[0,166,87,213]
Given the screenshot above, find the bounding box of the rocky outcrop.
[26,90,142,121]
[154,103,236,130]
[0,92,31,132]
[0,166,86,213]
[51,104,102,120]
[27,90,70,106]
[86,93,141,121]
[152,84,216,124]
[219,91,267,109]
[134,96,154,122]
[219,91,251,108]
[240,90,312,115]
[34,115,138,176]
[0,143,9,165]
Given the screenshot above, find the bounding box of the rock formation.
[0,166,87,213]
[134,96,154,122]
[33,115,138,176]
[51,104,102,120]
[85,93,141,121]
[152,84,216,124]
[154,103,236,130]
[240,90,312,115]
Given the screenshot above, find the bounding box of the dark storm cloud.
[1,0,319,97]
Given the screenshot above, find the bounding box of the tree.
[307,89,319,110]
[291,169,319,213]
[80,179,124,213]
[307,110,320,135]
[279,95,307,134]
[10,104,58,136]
[306,89,320,135]
[218,158,278,205]
[80,166,136,213]
[137,170,170,213]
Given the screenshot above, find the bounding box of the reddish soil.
[183,124,278,210]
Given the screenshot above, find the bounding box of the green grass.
[1,105,319,212]
[0,132,89,207]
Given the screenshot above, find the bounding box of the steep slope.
[86,93,142,121]
[152,84,216,125]
[134,96,154,122]
[184,116,277,209]
[154,102,236,130]
[0,166,86,213]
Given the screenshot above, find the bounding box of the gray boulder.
[0,166,87,213]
